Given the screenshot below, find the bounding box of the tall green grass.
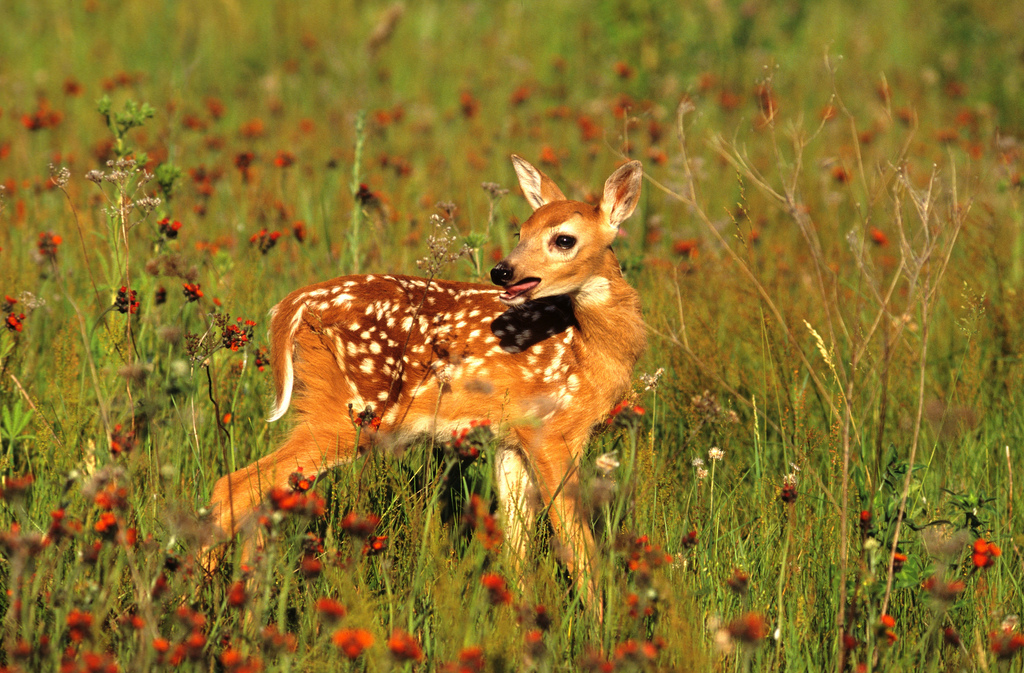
[1,0,1022,670]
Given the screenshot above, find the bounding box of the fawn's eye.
[554,234,576,250]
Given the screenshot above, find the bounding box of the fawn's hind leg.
[209,418,360,539]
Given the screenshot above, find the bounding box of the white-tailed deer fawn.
[209,155,645,603]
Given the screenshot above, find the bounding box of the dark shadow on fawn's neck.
[491,296,577,353]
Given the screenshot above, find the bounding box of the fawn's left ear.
[600,161,643,230]
[511,154,567,211]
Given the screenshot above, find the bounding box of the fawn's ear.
[511,154,567,211]
[600,160,643,230]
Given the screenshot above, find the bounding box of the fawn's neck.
[569,253,647,406]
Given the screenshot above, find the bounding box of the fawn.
[209,155,646,603]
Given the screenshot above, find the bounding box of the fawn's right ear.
[511,154,567,211]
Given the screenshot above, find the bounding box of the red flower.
[362,534,387,556]
[972,538,1001,569]
[989,629,1024,660]
[292,221,307,243]
[114,286,139,314]
[672,239,699,257]
[274,151,295,168]
[869,227,888,247]
[158,217,182,239]
[727,612,766,644]
[388,629,424,662]
[226,581,247,608]
[316,598,347,623]
[333,628,374,659]
[182,283,203,302]
[5,312,26,332]
[341,512,380,538]
[459,91,480,118]
[249,228,282,254]
[37,231,63,259]
[481,573,512,605]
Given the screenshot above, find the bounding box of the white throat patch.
[575,276,611,307]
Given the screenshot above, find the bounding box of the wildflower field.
[1,1,1024,671]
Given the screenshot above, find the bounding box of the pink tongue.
[502,279,539,299]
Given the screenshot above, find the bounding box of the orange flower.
[989,629,1024,660]
[868,227,888,247]
[316,597,347,623]
[972,538,1001,568]
[226,581,247,608]
[333,628,374,659]
[727,612,766,644]
[481,573,512,605]
[388,629,424,662]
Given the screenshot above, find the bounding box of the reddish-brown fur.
[209,156,646,605]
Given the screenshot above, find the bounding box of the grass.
[1,0,1023,670]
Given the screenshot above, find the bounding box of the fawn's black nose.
[490,262,514,286]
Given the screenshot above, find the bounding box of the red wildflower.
[315,597,347,623]
[727,612,767,644]
[718,90,741,111]
[260,625,297,654]
[239,118,264,138]
[972,538,1001,569]
[459,91,480,118]
[943,626,962,648]
[205,97,225,119]
[5,312,26,332]
[673,238,699,257]
[67,608,95,642]
[274,151,295,168]
[37,231,63,259]
[831,165,851,184]
[341,512,380,538]
[94,511,119,538]
[249,228,282,254]
[869,227,888,247]
[182,283,203,302]
[226,581,247,608]
[462,493,503,551]
[989,628,1024,660]
[362,534,387,556]
[509,85,531,106]
[481,573,512,605]
[2,296,16,312]
[1,473,34,502]
[727,569,750,595]
[922,573,965,602]
[22,99,63,131]
[388,630,424,662]
[109,423,136,455]
[300,553,322,578]
[681,529,698,548]
[114,286,139,314]
[292,221,307,242]
[539,145,560,168]
[158,217,182,239]
[613,61,634,79]
[333,628,374,659]
[577,115,602,142]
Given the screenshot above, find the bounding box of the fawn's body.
[210,156,645,601]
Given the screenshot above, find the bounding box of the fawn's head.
[490,156,643,307]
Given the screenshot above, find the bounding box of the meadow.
[1,0,1023,670]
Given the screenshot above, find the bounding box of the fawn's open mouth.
[499,278,540,303]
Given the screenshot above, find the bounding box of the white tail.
[210,155,646,602]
